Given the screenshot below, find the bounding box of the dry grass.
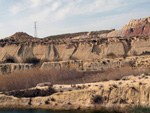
[83,66,150,83]
[0,68,85,91]
[0,66,150,92]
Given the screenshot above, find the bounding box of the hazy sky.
[0,0,150,38]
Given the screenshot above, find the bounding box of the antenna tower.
[34,22,38,38]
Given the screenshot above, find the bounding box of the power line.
[34,22,38,38]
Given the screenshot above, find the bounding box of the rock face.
[41,58,126,71]
[1,36,150,62]
[0,16,150,72]
[107,16,150,37]
[0,63,33,74]
[1,54,150,74]
[40,55,150,71]
[1,73,150,111]
[2,32,37,42]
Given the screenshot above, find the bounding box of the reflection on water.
[0,110,112,113]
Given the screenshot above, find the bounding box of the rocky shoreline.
[0,73,150,112]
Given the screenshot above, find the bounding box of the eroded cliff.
[0,36,150,62]
[0,17,150,63]
[1,73,150,112]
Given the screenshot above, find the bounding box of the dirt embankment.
[0,73,150,112]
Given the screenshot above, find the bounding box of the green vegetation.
[130,105,150,113]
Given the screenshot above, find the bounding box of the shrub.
[69,56,79,60]
[23,57,40,65]
[91,95,103,104]
[35,58,50,68]
[130,105,150,113]
[107,53,116,58]
[4,55,17,63]
[0,66,150,92]
[98,66,150,82]
[0,68,86,91]
[102,78,108,81]
[5,87,56,98]
[140,51,150,56]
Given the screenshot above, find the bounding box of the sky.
[0,0,150,38]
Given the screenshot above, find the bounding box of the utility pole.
[34,22,38,38]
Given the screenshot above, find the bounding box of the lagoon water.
[0,110,111,113]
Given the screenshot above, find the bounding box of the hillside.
[44,29,114,40]
[1,16,150,112]
[107,16,150,37]
[1,32,38,43]
[0,16,149,63]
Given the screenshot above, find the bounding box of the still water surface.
[0,110,111,113]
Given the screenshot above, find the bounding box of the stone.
[36,82,53,87]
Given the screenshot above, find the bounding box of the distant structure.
[34,22,38,38]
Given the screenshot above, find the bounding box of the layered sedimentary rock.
[0,17,150,64]
[1,54,150,74]
[41,55,150,71]
[1,73,150,111]
[1,36,150,62]
[107,16,150,37]
[0,63,33,74]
